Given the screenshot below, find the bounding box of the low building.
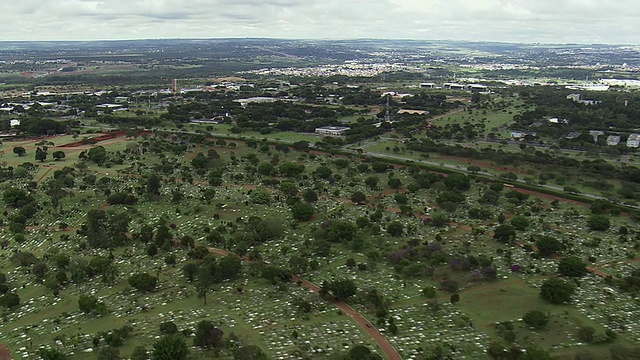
[315,126,350,136]
[397,109,429,115]
[466,84,488,92]
[96,103,122,109]
[589,130,604,142]
[443,83,465,90]
[607,135,621,146]
[627,134,640,148]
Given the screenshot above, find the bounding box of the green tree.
[13,146,26,156]
[35,147,47,162]
[38,348,67,360]
[302,189,318,203]
[52,150,66,161]
[160,321,178,334]
[351,191,367,204]
[0,293,20,308]
[509,215,530,230]
[194,320,224,349]
[87,146,108,164]
[558,257,588,277]
[493,224,516,243]
[327,278,358,300]
[588,215,610,231]
[197,266,214,305]
[535,236,563,257]
[522,309,549,330]
[540,277,575,304]
[364,175,379,189]
[386,222,404,237]
[146,173,162,196]
[291,202,314,221]
[151,334,189,360]
[128,273,157,292]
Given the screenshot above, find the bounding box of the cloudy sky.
[2,0,638,44]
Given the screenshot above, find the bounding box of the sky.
[2,0,639,44]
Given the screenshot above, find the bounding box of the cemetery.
[0,130,639,359]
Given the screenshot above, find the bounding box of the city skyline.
[1,0,639,44]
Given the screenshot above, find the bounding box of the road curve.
[207,247,402,360]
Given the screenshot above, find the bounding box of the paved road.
[207,247,402,360]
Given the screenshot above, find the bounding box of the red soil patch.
[0,343,12,360]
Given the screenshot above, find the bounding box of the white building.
[627,134,640,148]
[606,135,621,146]
[315,126,350,136]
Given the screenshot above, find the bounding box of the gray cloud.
[0,0,638,44]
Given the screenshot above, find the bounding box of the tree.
[128,273,158,292]
[38,348,67,360]
[351,191,367,204]
[536,236,563,257]
[160,321,178,334]
[387,177,402,189]
[52,150,66,161]
[326,278,357,300]
[218,254,242,280]
[182,262,199,282]
[523,309,549,330]
[0,293,20,308]
[588,215,610,231]
[291,202,314,221]
[422,286,437,298]
[35,147,47,162]
[386,222,404,237]
[79,294,101,314]
[364,175,379,189]
[450,293,460,304]
[493,224,516,243]
[302,189,318,203]
[146,173,162,196]
[509,215,530,230]
[87,146,108,164]
[194,320,224,349]
[540,277,575,304]
[558,256,588,277]
[196,266,214,305]
[13,146,26,156]
[151,334,189,360]
[314,166,332,179]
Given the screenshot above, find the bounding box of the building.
[589,130,604,142]
[397,109,429,115]
[606,135,621,146]
[235,97,277,108]
[466,84,488,92]
[443,83,466,90]
[627,134,640,148]
[315,126,350,136]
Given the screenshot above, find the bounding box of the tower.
[172,79,178,94]
[385,94,391,122]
